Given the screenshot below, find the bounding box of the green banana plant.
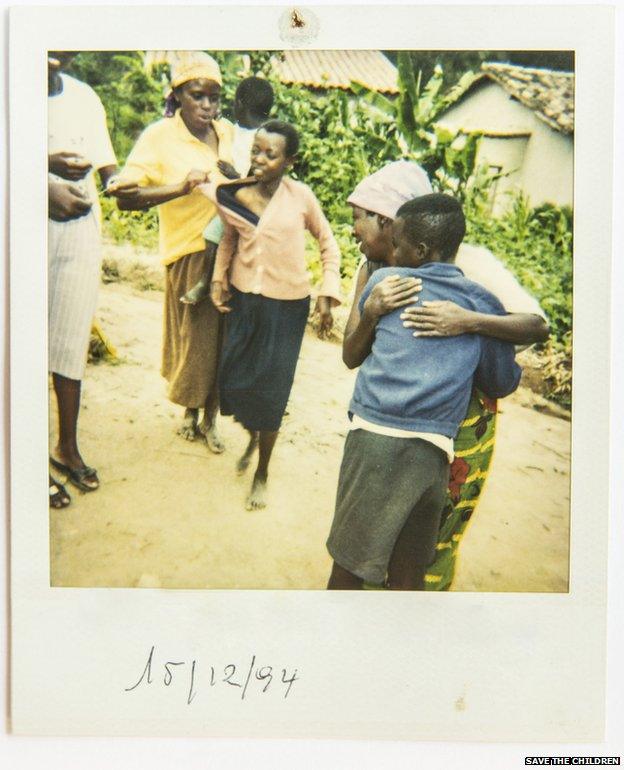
[350,52,483,197]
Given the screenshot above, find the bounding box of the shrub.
[100,194,159,251]
[464,193,573,347]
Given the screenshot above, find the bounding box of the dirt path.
[49,281,571,592]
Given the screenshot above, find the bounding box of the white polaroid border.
[9,4,613,740]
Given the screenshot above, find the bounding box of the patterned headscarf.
[164,51,222,117]
[347,160,433,220]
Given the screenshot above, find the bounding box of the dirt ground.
[49,279,571,592]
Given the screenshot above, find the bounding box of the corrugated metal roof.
[144,49,399,95]
[274,50,399,94]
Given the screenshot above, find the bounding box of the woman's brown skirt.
[161,250,222,409]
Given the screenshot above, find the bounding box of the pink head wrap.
[347,160,433,220]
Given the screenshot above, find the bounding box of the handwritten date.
[125,646,299,704]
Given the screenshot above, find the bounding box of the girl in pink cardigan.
[207,120,341,511]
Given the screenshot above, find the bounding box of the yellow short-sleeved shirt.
[120,112,234,265]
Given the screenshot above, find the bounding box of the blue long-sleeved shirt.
[350,263,522,437]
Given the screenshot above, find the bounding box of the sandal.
[50,456,100,492]
[49,478,71,508]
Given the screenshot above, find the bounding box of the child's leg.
[237,428,259,475]
[387,480,448,591]
[179,407,199,441]
[246,429,278,510]
[179,275,210,305]
[180,242,218,305]
[386,516,428,590]
[199,391,225,454]
[327,561,363,590]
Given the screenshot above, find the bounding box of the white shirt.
[350,414,455,462]
[48,73,117,225]
[231,124,256,177]
[455,243,546,319]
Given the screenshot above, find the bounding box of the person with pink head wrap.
[326,160,549,591]
[347,159,434,219]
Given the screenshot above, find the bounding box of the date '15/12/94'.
[125,646,299,704]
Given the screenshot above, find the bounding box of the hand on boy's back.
[49,152,92,181]
[400,300,472,337]
[217,160,240,180]
[363,275,422,321]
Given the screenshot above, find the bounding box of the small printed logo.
[278,7,320,45]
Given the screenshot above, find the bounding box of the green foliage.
[100,194,159,251]
[351,55,481,198]
[68,52,164,162]
[542,332,572,409]
[461,190,573,408]
[386,51,574,90]
[273,83,389,224]
[465,192,573,345]
[305,224,363,297]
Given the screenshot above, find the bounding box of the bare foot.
[245,472,267,510]
[236,432,259,475]
[202,423,225,454]
[178,408,198,441]
[180,280,208,305]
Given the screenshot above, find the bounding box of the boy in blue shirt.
[326,193,521,590]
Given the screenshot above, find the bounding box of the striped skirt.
[48,211,101,381]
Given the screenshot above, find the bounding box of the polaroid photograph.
[8,2,615,746]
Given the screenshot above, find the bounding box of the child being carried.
[180,76,275,305]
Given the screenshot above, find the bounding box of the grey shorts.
[326,429,450,585]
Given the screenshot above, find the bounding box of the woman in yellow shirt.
[108,52,233,451]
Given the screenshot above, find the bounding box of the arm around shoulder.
[468,311,550,345]
[456,243,550,344]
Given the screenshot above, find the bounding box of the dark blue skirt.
[219,287,310,432]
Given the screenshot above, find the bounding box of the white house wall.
[439,81,534,135]
[477,136,528,215]
[520,122,573,209]
[437,81,573,210]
